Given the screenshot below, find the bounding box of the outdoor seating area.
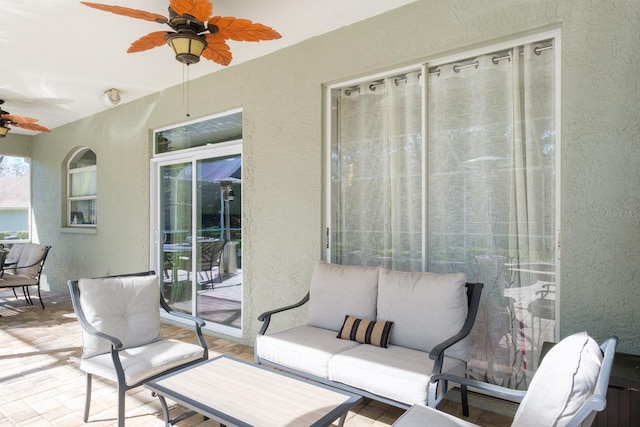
[0,289,517,426]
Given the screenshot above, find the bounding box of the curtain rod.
[342,43,553,95]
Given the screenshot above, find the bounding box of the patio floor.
[0,289,514,426]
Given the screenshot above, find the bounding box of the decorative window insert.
[67,148,97,227]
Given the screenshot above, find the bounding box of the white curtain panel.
[333,71,423,271]
[331,41,555,389]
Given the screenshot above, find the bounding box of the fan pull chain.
[183,64,191,118]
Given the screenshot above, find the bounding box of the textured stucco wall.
[0,133,31,157]
[3,0,639,351]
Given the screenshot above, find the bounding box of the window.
[154,110,242,154]
[67,149,97,226]
[325,34,559,389]
[0,155,31,243]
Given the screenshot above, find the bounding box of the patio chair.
[181,238,226,287]
[393,332,618,427]
[0,243,51,308]
[68,271,208,427]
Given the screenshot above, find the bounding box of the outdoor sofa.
[255,261,483,415]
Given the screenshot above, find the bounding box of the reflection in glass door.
[160,161,193,310]
[157,154,242,337]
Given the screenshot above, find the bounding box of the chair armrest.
[68,278,125,349]
[165,310,207,328]
[430,372,527,403]
[160,296,208,358]
[82,324,125,350]
[160,297,206,327]
[257,292,309,335]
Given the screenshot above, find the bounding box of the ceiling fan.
[0,100,51,137]
[81,0,282,66]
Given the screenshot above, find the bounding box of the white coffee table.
[145,355,362,427]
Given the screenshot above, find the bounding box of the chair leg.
[461,384,470,417]
[36,285,45,309]
[84,373,92,422]
[22,286,33,305]
[117,382,126,427]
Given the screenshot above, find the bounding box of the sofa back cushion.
[307,261,380,331]
[78,274,163,358]
[377,269,469,360]
[512,332,603,427]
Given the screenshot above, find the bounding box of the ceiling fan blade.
[80,2,168,24]
[208,16,282,42]
[169,0,213,22]
[2,114,38,124]
[128,31,169,53]
[11,122,50,133]
[202,36,232,66]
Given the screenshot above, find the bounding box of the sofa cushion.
[377,269,469,360]
[307,261,380,331]
[256,325,360,377]
[512,332,603,427]
[328,344,466,405]
[337,315,393,348]
[78,274,163,358]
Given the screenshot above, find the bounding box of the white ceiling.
[0,0,416,135]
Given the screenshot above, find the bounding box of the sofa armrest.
[257,292,310,335]
[429,282,483,378]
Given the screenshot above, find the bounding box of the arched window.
[67,148,96,227]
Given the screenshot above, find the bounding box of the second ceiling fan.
[81,0,282,66]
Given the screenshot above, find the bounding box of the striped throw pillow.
[337,315,393,348]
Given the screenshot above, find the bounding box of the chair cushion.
[392,403,480,427]
[4,243,46,277]
[377,269,469,360]
[337,315,393,348]
[307,261,380,331]
[5,243,25,269]
[512,331,603,427]
[78,274,163,358]
[80,339,205,385]
[0,274,38,288]
[14,243,47,278]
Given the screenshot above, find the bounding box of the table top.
[144,355,362,427]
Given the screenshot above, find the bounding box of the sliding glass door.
[151,115,242,337]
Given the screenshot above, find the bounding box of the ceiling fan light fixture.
[166,31,207,65]
[0,125,9,138]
